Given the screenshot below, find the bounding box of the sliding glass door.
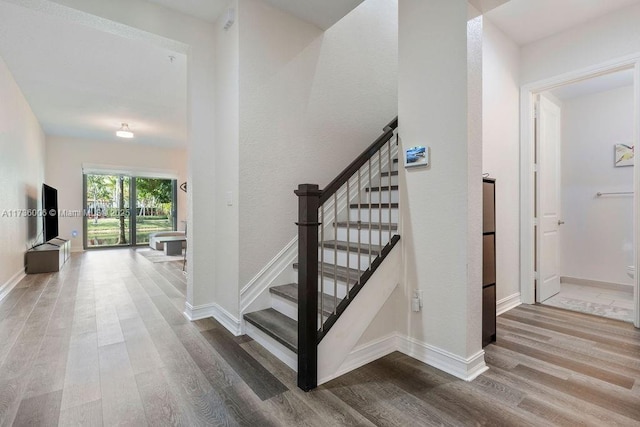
[85,174,131,248]
[84,174,177,248]
[134,177,177,245]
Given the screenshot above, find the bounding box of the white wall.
[559,86,634,286]
[45,136,187,252]
[482,18,521,303]
[521,3,640,85]
[213,0,241,319]
[0,55,45,292]
[398,0,484,372]
[237,0,399,286]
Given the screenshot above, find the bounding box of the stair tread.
[243,308,298,353]
[380,171,398,177]
[350,203,399,208]
[270,284,341,315]
[334,221,398,230]
[321,240,383,255]
[293,262,361,284]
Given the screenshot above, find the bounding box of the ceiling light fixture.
[116,123,134,138]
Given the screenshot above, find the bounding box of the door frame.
[519,53,640,328]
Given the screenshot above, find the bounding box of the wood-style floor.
[0,249,639,426]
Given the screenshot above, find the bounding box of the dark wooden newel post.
[295,184,321,392]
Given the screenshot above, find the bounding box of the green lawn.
[87,216,174,247]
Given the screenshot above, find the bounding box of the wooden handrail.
[319,117,398,205]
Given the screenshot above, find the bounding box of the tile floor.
[542,280,635,323]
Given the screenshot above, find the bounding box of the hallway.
[0,249,638,425]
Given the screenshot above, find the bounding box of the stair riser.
[320,248,372,270]
[380,175,399,186]
[243,322,297,371]
[318,277,349,298]
[271,294,333,324]
[367,190,399,204]
[335,227,394,246]
[349,208,399,223]
[292,270,351,297]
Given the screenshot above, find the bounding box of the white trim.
[560,276,634,293]
[183,302,241,336]
[635,60,640,328]
[240,237,297,313]
[396,335,488,381]
[0,269,26,303]
[243,321,297,371]
[496,292,522,316]
[318,334,398,385]
[520,54,640,309]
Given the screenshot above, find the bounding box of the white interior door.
[536,95,562,302]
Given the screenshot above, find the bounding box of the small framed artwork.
[405,146,429,168]
[614,144,634,167]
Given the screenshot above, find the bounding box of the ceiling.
[5,0,636,150]
[261,0,363,30]
[0,1,188,148]
[487,0,640,45]
[146,0,229,23]
[146,0,363,30]
[0,0,365,150]
[549,68,635,101]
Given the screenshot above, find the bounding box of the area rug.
[543,297,633,323]
[138,248,185,263]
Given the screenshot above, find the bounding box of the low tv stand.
[25,238,71,274]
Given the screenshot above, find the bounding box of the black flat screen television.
[43,184,59,242]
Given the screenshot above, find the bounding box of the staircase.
[242,118,400,390]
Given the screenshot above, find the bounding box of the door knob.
[558,220,565,225]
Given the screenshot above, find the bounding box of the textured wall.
[398,0,482,360]
[0,55,45,288]
[237,0,399,287]
[213,0,241,318]
[521,2,640,85]
[482,19,521,303]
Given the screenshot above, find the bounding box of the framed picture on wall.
[405,146,429,168]
[614,143,634,167]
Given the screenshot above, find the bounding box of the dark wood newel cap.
[294,184,322,196]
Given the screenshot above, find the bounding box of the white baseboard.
[244,321,298,371]
[0,268,26,303]
[397,335,488,381]
[240,237,297,313]
[183,302,241,336]
[318,334,398,385]
[497,292,522,316]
